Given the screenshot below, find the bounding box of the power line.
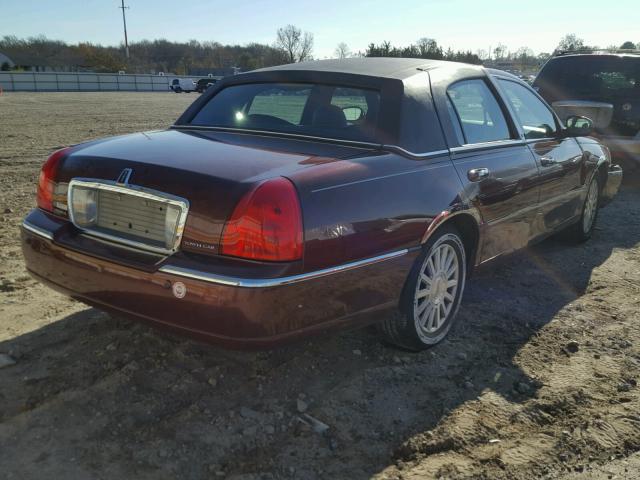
[118,0,130,59]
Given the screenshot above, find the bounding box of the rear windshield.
[189,83,381,143]
[535,56,640,102]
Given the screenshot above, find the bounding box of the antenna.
[119,0,130,59]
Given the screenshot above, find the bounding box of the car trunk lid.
[55,128,377,258]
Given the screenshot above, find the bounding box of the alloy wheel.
[583,178,599,233]
[413,243,460,336]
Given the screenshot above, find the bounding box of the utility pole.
[119,0,130,59]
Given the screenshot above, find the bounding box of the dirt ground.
[1,92,639,480]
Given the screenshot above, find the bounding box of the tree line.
[364,38,482,64]
[0,35,289,73]
[1,28,638,74]
[363,34,640,71]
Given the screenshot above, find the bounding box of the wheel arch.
[420,210,482,273]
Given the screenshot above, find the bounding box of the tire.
[174,87,182,93]
[378,225,467,351]
[563,174,600,243]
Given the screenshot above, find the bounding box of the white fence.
[0,72,206,92]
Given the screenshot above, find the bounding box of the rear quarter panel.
[289,152,466,272]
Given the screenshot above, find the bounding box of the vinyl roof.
[254,57,457,80]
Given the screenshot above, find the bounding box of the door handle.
[467,167,489,182]
[540,156,557,166]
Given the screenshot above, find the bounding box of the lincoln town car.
[21,58,623,350]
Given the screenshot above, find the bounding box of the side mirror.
[565,115,594,137]
[341,106,364,122]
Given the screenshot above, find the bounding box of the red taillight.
[221,177,303,262]
[37,147,71,212]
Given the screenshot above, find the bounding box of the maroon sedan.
[21,58,622,350]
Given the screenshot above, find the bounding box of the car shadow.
[0,184,638,479]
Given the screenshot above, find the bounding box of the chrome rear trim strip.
[159,249,409,288]
[21,217,409,288]
[22,220,54,241]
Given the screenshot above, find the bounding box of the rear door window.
[498,79,558,139]
[447,80,511,144]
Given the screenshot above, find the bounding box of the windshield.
[535,56,640,103]
[189,82,381,143]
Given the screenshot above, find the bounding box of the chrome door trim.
[450,139,526,154]
[381,146,450,159]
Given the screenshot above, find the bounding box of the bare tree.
[514,46,534,62]
[276,25,314,63]
[493,43,507,60]
[335,42,351,59]
[416,37,442,59]
[537,52,551,62]
[556,34,586,52]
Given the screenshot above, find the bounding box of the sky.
[1,0,638,59]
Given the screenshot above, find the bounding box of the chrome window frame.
[494,77,562,140]
[445,78,514,146]
[67,178,190,255]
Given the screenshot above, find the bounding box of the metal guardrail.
[0,72,207,92]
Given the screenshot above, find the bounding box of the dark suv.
[534,51,640,168]
[196,78,217,93]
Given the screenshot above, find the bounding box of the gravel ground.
[0,92,639,480]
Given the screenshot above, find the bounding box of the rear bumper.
[601,164,623,206]
[21,210,414,348]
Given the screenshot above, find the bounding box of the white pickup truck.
[169,78,196,93]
